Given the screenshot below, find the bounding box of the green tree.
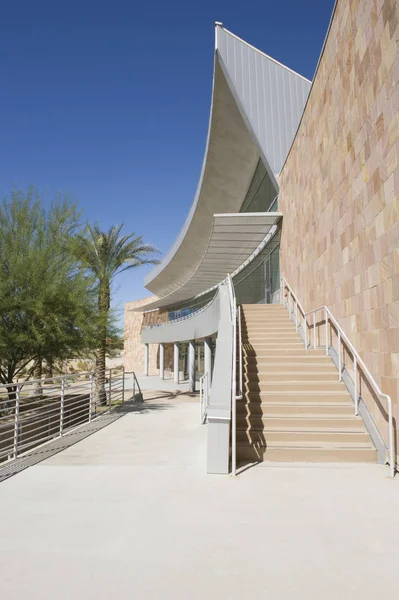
[74,224,159,404]
[0,189,99,399]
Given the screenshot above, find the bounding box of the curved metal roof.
[143,25,310,303]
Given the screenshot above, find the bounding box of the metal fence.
[0,367,140,465]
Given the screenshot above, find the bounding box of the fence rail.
[0,367,138,465]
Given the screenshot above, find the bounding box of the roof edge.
[215,23,312,85]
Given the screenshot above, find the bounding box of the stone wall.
[279,0,399,454]
[124,298,174,376]
[124,297,159,375]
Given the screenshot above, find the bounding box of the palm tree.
[74,224,159,405]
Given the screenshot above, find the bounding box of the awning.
[132,212,282,311]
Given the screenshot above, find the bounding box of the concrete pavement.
[0,391,398,599]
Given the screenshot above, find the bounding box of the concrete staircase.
[237,304,377,464]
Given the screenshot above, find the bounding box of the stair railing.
[199,372,210,424]
[237,305,243,401]
[226,274,237,475]
[281,277,395,478]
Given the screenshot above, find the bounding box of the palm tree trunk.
[46,357,54,379]
[33,356,43,397]
[95,280,110,407]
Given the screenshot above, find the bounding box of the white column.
[144,344,149,376]
[188,340,196,393]
[159,343,165,380]
[204,337,212,381]
[173,343,179,384]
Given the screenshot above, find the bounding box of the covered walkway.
[0,391,398,599]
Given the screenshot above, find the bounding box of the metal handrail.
[237,305,243,400]
[124,371,143,402]
[281,277,395,478]
[199,372,209,424]
[226,274,238,476]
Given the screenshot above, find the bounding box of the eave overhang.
[134,212,282,311]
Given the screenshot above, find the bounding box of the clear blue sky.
[0,0,335,325]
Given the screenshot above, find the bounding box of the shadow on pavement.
[0,397,175,484]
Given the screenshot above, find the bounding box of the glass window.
[240,159,278,213]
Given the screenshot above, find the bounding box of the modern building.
[125,0,399,475]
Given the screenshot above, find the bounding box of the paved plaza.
[0,390,398,599]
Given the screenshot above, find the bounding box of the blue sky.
[0,0,335,325]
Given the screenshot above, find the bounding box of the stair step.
[243,318,292,324]
[243,363,337,372]
[236,445,377,463]
[237,404,354,417]
[246,344,305,351]
[244,372,339,382]
[244,381,347,392]
[243,356,329,364]
[241,391,350,404]
[244,334,301,341]
[236,416,365,429]
[244,349,327,357]
[241,304,285,309]
[243,324,296,329]
[236,430,371,444]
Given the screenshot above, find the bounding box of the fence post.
[122,366,125,403]
[60,376,65,436]
[89,373,93,422]
[338,330,342,381]
[13,384,21,459]
[108,369,112,409]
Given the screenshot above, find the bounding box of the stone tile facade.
[124,297,159,375]
[124,298,174,376]
[279,0,399,456]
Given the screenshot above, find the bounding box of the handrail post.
[325,308,328,356]
[13,384,21,459]
[122,365,125,403]
[313,311,316,348]
[200,376,203,423]
[132,372,136,399]
[108,368,112,409]
[338,330,342,381]
[89,373,93,422]
[295,300,298,331]
[353,356,358,415]
[60,376,65,436]
[304,314,307,349]
[387,397,394,478]
[232,305,237,476]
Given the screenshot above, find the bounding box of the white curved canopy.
[136,212,282,311]
[143,25,310,305]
